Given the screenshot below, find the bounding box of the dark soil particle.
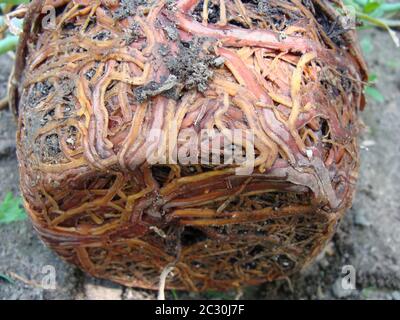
[165,25,179,41]
[62,22,77,32]
[124,22,143,45]
[165,0,178,12]
[27,81,54,108]
[85,67,97,81]
[65,126,78,150]
[43,133,62,161]
[158,44,170,57]
[40,108,55,127]
[93,30,112,41]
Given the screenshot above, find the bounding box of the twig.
[7,272,43,289]
[0,96,9,111]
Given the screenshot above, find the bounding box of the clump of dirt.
[114,0,150,20]
[40,108,55,127]
[92,30,112,41]
[123,22,143,45]
[27,81,54,108]
[164,25,179,41]
[134,74,178,102]
[65,126,78,150]
[158,44,170,57]
[165,0,178,12]
[165,39,219,94]
[85,64,98,81]
[41,133,62,163]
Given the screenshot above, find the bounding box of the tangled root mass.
[12,0,367,291]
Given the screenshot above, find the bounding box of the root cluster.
[12,0,366,291]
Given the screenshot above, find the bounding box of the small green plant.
[348,1,400,103]
[0,192,27,224]
[0,0,29,55]
[345,0,400,27]
[170,289,179,300]
[365,73,385,103]
[344,0,400,46]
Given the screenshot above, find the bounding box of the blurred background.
[0,0,399,300]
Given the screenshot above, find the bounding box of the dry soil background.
[0,28,399,300]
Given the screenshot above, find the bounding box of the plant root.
[13,0,367,291]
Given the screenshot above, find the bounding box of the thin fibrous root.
[157,264,177,300]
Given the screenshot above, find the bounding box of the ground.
[0,28,399,300]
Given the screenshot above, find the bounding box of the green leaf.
[343,0,400,43]
[0,192,27,224]
[364,2,381,14]
[365,86,385,103]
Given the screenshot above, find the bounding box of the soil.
[166,38,217,93]
[0,28,399,300]
[114,0,149,21]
